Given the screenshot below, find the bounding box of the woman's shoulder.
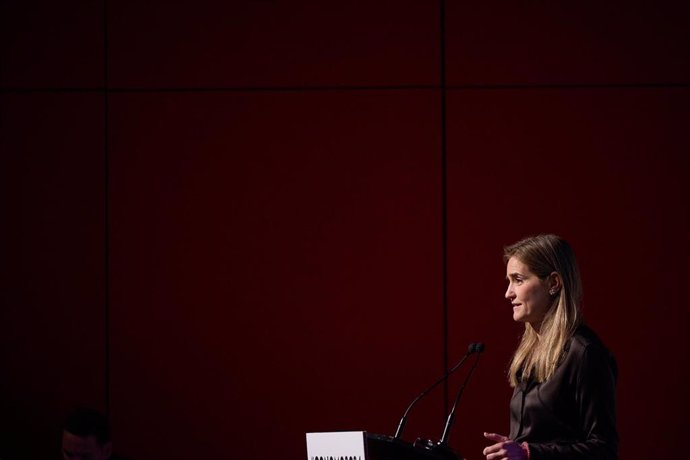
[569,324,612,354]
[566,324,617,375]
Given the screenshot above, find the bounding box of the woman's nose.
[505,284,514,299]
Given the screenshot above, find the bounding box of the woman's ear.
[548,272,562,295]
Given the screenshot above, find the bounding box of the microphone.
[438,342,485,445]
[393,342,482,440]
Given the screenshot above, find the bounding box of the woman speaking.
[482,234,618,460]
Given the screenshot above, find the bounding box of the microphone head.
[473,342,485,353]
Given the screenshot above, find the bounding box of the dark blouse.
[509,325,618,460]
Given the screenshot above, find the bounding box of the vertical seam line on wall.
[104,0,111,419]
[440,0,449,417]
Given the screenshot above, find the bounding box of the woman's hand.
[482,432,528,460]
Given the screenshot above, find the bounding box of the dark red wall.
[2,2,689,459]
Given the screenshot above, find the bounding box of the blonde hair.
[504,234,583,387]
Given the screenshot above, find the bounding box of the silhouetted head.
[62,408,112,460]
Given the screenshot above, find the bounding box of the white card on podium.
[306,431,367,460]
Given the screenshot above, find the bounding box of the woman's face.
[505,256,553,326]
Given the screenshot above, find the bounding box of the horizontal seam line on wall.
[2,82,690,93]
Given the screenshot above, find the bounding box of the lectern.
[306,344,483,460]
[306,431,463,460]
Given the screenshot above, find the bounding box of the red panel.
[447,1,690,85]
[109,91,443,459]
[446,88,690,459]
[0,0,103,88]
[108,1,439,88]
[0,94,105,458]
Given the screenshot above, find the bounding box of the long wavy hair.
[505,234,583,387]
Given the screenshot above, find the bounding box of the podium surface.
[306,432,463,460]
